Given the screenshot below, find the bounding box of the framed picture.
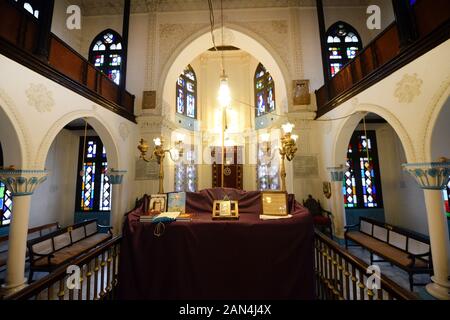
[167,192,186,213]
[261,191,288,216]
[293,80,311,105]
[149,194,167,212]
[212,200,239,220]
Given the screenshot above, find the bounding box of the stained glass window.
[13,0,40,19]
[326,22,362,77]
[257,141,280,191]
[343,131,383,209]
[89,30,124,85]
[76,137,111,212]
[444,178,450,216]
[0,143,13,227]
[255,64,276,117]
[175,145,197,192]
[176,65,197,119]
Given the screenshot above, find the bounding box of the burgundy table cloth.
[117,188,315,300]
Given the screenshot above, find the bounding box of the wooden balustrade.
[0,0,135,122]
[5,237,121,301]
[314,231,417,300]
[316,0,450,118]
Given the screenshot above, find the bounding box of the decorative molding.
[119,123,130,141]
[26,83,54,113]
[394,73,423,104]
[0,88,32,167]
[0,170,48,196]
[402,162,450,190]
[107,169,127,185]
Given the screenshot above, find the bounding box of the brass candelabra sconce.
[259,123,298,192]
[279,123,298,192]
[138,135,185,194]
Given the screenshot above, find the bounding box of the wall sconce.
[138,135,185,194]
[280,122,298,192]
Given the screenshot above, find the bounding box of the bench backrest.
[0,222,60,254]
[358,217,431,257]
[27,219,100,261]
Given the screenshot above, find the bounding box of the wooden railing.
[0,0,135,122]
[5,237,121,300]
[314,231,417,300]
[316,0,450,117]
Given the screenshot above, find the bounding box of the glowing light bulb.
[261,133,271,143]
[282,123,295,134]
[153,138,162,146]
[218,76,231,108]
[291,134,299,142]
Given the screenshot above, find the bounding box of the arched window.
[89,30,123,85]
[444,178,450,216]
[326,22,362,77]
[0,143,12,227]
[176,65,197,119]
[343,131,383,209]
[254,63,276,117]
[13,0,40,18]
[75,137,111,212]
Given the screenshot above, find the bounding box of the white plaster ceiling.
[72,0,373,16]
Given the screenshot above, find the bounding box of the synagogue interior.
[0,0,449,303]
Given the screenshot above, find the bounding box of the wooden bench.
[0,222,60,271]
[345,217,432,291]
[27,219,112,282]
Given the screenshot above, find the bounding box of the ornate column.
[0,170,48,292]
[108,169,127,236]
[403,161,450,300]
[327,165,347,239]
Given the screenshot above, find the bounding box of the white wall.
[361,123,428,235]
[30,129,79,228]
[51,0,82,51]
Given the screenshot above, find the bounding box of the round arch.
[35,111,120,171]
[0,97,27,168]
[423,80,450,162]
[333,104,416,166]
[160,25,291,122]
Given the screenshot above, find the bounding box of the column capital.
[0,170,48,197]
[402,161,450,190]
[107,169,127,185]
[327,165,346,182]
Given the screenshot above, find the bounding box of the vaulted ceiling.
[71,0,372,16]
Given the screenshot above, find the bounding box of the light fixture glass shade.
[260,133,271,143]
[218,76,231,108]
[291,134,299,142]
[175,133,185,143]
[153,138,162,146]
[282,123,295,134]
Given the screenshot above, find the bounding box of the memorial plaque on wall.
[135,159,159,180]
[293,155,319,178]
[142,91,156,110]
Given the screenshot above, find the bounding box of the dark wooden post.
[120,0,131,101]
[35,0,55,60]
[316,0,331,98]
[392,0,418,48]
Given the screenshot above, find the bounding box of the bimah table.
[117,188,315,300]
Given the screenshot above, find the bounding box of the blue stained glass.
[81,163,96,211]
[102,146,107,158]
[87,141,97,158]
[256,93,265,116]
[177,89,185,114]
[99,162,111,211]
[187,94,195,118]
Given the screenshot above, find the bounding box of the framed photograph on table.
[261,191,288,216]
[167,192,186,213]
[212,200,240,220]
[149,194,167,212]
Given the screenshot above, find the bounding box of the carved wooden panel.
[211,146,243,190]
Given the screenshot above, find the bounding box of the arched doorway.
[156,27,292,192]
[334,111,427,235]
